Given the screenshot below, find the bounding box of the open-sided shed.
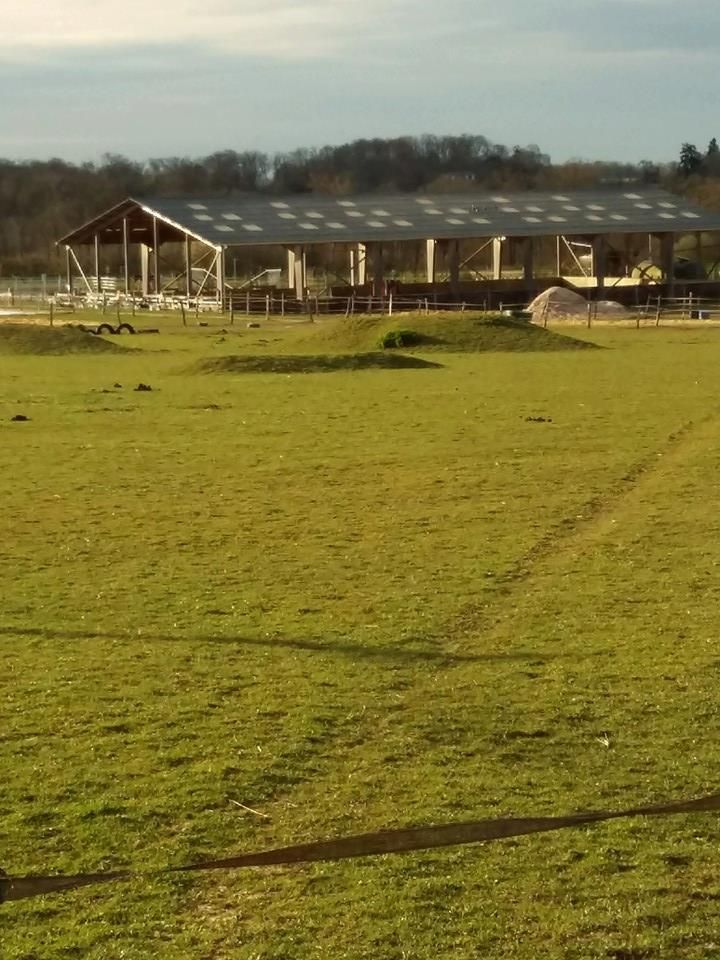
[58,188,720,306]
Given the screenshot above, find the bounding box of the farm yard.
[2,313,720,959]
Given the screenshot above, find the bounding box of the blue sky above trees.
[1,0,716,162]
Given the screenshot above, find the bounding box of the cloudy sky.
[1,0,715,163]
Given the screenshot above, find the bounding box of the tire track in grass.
[201,415,714,828]
[451,416,703,640]
[336,412,720,768]
[281,415,718,802]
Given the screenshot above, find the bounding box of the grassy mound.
[377,328,441,349]
[0,324,128,355]
[309,312,598,354]
[192,352,442,375]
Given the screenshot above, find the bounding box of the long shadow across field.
[0,625,558,666]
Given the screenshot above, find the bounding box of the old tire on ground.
[97,323,116,336]
[117,323,136,335]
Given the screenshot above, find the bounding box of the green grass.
[2,319,720,959]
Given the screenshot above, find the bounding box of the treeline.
[1,134,718,273]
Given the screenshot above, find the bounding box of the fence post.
[655,297,662,327]
[49,301,54,326]
[246,292,250,315]
[265,294,270,320]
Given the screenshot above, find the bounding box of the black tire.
[97,323,116,336]
[117,323,136,335]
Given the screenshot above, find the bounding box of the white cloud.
[2,0,395,60]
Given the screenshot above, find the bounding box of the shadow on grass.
[0,625,557,666]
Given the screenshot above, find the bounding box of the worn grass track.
[2,322,720,959]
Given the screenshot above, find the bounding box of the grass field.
[2,314,720,959]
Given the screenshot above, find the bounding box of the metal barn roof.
[59,188,720,248]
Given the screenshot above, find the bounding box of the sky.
[1,0,716,165]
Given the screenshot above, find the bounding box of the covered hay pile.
[528,287,627,322]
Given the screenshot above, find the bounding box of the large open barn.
[58,187,720,310]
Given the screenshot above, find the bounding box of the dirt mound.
[192,353,443,375]
[0,324,128,355]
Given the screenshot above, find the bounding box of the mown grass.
[2,319,720,959]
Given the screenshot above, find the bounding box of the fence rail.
[4,281,720,329]
[227,293,495,318]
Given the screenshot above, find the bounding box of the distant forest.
[2,134,720,273]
